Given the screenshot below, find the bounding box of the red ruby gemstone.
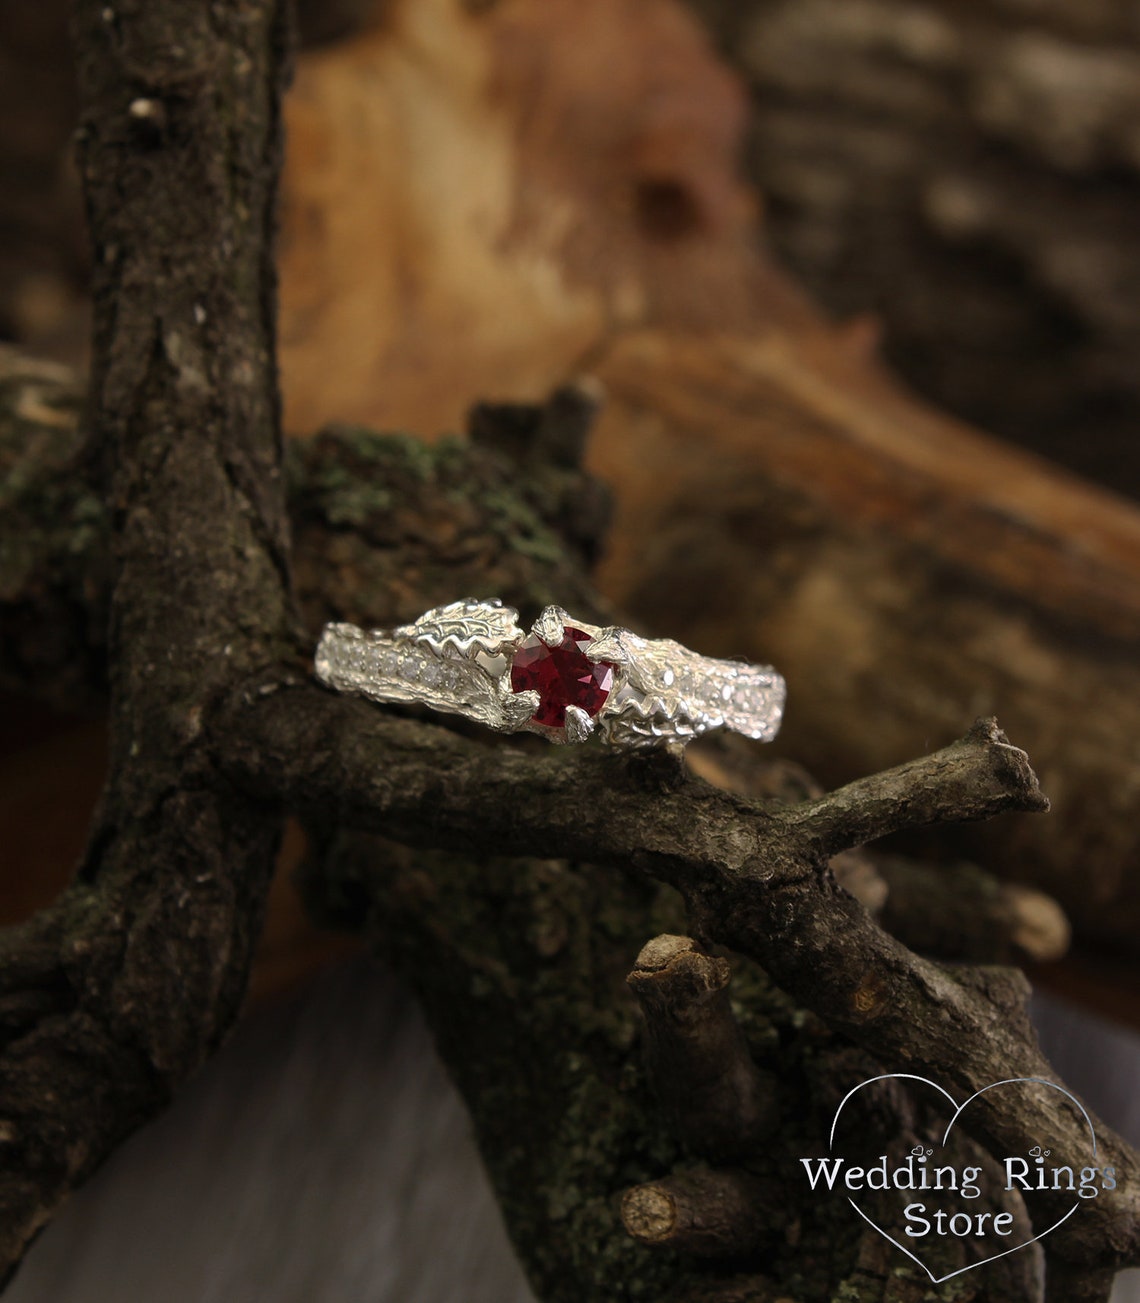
[509,626,615,728]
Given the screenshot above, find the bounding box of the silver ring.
[315,600,786,751]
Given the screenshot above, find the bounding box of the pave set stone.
[509,626,616,728]
[347,637,466,693]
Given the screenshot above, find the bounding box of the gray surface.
[5,958,1138,1301]
[7,956,536,1303]
[1030,991,1140,1303]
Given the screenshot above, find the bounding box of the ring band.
[315,600,786,751]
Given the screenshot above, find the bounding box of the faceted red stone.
[509,626,615,728]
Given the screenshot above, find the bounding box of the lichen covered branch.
[2,0,1133,1296]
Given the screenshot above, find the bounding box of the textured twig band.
[315,599,785,750]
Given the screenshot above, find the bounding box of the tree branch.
[217,684,1139,1275]
[0,0,292,1280]
[875,855,1070,964]
[4,338,1132,1287]
[2,4,1131,1298]
[780,719,1050,857]
[688,742,1070,964]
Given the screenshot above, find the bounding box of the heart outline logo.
[828,1073,1097,1284]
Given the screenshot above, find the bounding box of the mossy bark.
[3,348,1137,1295]
[3,344,1136,1297]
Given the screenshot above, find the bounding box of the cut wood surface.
[6,0,1140,496]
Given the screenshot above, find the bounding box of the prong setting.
[585,630,629,665]
[533,605,569,648]
[563,705,596,743]
[501,688,542,729]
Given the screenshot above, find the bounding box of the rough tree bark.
[0,0,293,1278]
[0,353,609,712]
[2,5,1139,1303]
[4,369,1139,1296]
[9,345,1135,1295]
[243,702,1130,1300]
